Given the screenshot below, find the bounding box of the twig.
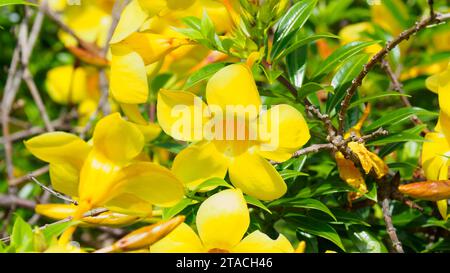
[102,0,130,55]
[277,75,337,136]
[337,11,445,135]
[36,0,101,55]
[271,143,335,165]
[22,68,54,131]
[0,114,75,144]
[28,175,78,206]
[380,59,430,133]
[9,166,50,187]
[381,197,404,253]
[0,195,36,210]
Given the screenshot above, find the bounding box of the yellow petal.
[120,32,186,65]
[426,73,440,94]
[157,89,209,141]
[232,231,294,253]
[206,64,261,117]
[437,199,448,220]
[105,193,153,217]
[112,162,185,207]
[121,104,162,141]
[45,65,87,105]
[150,223,204,253]
[257,104,310,162]
[421,132,450,180]
[49,163,80,197]
[110,44,149,104]
[172,141,229,190]
[79,151,121,208]
[110,0,152,44]
[82,211,140,227]
[335,151,367,198]
[35,204,76,220]
[25,132,90,167]
[348,142,388,178]
[228,152,287,201]
[196,189,249,251]
[93,113,144,164]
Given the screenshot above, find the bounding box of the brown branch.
[380,59,430,134]
[337,12,445,135]
[277,75,337,136]
[271,143,335,165]
[9,165,50,187]
[0,195,36,210]
[381,197,404,253]
[29,175,78,205]
[22,68,55,131]
[0,113,75,144]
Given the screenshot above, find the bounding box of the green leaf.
[296,181,353,198]
[181,16,201,31]
[200,10,215,40]
[330,208,370,227]
[348,92,411,110]
[245,195,271,214]
[367,133,425,146]
[162,198,196,220]
[279,169,309,180]
[289,198,336,221]
[297,83,333,100]
[364,107,438,132]
[347,226,388,253]
[41,220,79,244]
[313,41,379,80]
[11,215,34,252]
[275,33,339,60]
[184,62,228,89]
[287,215,345,251]
[271,0,317,60]
[286,45,307,89]
[326,53,369,112]
[0,0,37,7]
[190,177,233,194]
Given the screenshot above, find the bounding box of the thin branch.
[22,68,55,131]
[0,195,36,210]
[0,112,75,144]
[277,75,337,136]
[337,11,445,134]
[271,143,335,165]
[29,175,78,205]
[381,197,404,253]
[9,166,50,187]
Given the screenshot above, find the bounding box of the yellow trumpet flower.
[421,63,450,219]
[151,189,296,253]
[25,113,185,221]
[157,63,310,201]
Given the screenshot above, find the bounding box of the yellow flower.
[151,189,295,253]
[25,113,184,220]
[45,65,91,105]
[157,63,310,201]
[335,104,388,200]
[421,64,450,219]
